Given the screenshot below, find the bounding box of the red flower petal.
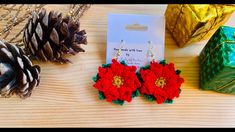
[139,61,184,104]
[104,86,119,102]
[167,63,175,71]
[119,86,133,102]
[140,69,156,83]
[165,86,180,100]
[93,59,140,103]
[154,88,168,104]
[150,61,163,77]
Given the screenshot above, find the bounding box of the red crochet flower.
[93,59,141,105]
[139,61,184,104]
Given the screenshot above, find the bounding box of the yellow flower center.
[155,77,166,88]
[112,76,124,88]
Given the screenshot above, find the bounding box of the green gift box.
[199,26,235,94]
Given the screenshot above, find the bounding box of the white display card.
[107,13,165,70]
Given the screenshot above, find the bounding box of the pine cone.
[23,8,87,63]
[0,41,40,98]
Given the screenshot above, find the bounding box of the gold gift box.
[165,4,235,47]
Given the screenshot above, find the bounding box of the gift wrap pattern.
[165,4,235,47]
[199,26,235,94]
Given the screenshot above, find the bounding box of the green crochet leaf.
[112,100,124,105]
[179,88,182,94]
[140,65,150,70]
[102,63,111,68]
[132,89,140,98]
[176,69,181,75]
[138,65,150,83]
[98,91,105,100]
[159,60,166,66]
[92,74,99,82]
[144,94,155,102]
[164,99,173,104]
[120,60,128,66]
[98,91,125,105]
[136,72,143,82]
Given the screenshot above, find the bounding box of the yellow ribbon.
[216,79,235,91]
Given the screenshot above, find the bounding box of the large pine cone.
[0,41,40,98]
[23,8,87,63]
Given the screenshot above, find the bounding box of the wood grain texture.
[0,4,235,128]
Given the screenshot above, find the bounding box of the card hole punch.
[125,23,148,31]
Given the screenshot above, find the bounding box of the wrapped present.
[199,26,235,94]
[165,4,235,47]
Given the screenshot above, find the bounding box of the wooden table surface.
[0,4,235,128]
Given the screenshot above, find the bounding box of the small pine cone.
[23,8,87,63]
[0,41,40,98]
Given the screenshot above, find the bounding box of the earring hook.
[113,40,124,60]
[147,41,155,61]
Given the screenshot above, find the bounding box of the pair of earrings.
[92,40,184,105]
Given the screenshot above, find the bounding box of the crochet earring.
[92,40,141,105]
[137,41,184,104]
